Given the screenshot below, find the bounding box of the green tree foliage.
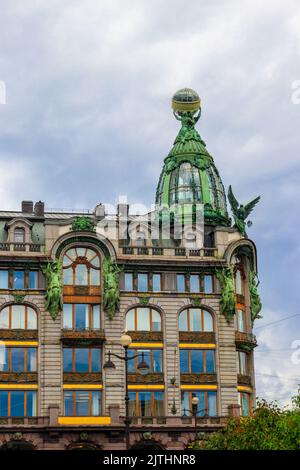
[192,391,300,450]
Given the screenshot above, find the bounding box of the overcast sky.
[0,0,299,406]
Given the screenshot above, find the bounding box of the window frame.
[236,350,248,375]
[181,390,217,417]
[0,304,37,330]
[1,346,37,373]
[0,390,37,417]
[62,246,101,288]
[128,349,163,373]
[179,307,214,333]
[126,307,162,332]
[63,303,101,331]
[63,390,102,417]
[179,349,215,374]
[128,390,164,417]
[63,347,102,373]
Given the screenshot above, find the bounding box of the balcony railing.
[61,328,105,345]
[235,331,257,350]
[0,242,45,253]
[122,246,218,257]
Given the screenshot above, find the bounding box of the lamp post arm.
[105,351,140,362]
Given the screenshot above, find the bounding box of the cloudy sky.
[0,0,299,406]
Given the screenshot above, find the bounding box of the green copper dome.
[155,89,229,226]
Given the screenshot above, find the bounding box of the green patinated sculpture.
[216,266,236,322]
[43,260,63,321]
[71,216,95,232]
[103,259,122,320]
[228,185,260,237]
[249,270,262,322]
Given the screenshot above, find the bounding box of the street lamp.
[182,396,208,441]
[103,332,150,450]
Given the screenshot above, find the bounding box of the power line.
[254,313,300,330]
[256,372,300,382]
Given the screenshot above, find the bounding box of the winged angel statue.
[228,186,260,237]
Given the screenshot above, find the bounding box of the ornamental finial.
[172,88,201,126]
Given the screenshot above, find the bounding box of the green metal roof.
[155,89,230,226]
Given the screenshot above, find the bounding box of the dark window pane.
[138,392,152,416]
[74,304,88,330]
[26,391,37,417]
[29,271,38,289]
[125,273,133,291]
[191,350,203,373]
[0,391,8,417]
[91,391,101,416]
[190,275,200,293]
[180,350,189,373]
[153,350,162,372]
[76,391,89,416]
[11,348,25,372]
[128,392,136,416]
[0,345,8,372]
[91,348,101,372]
[10,391,24,417]
[138,273,148,292]
[27,348,37,372]
[207,391,217,416]
[206,350,215,373]
[64,392,73,416]
[177,274,185,292]
[14,271,24,289]
[75,349,89,372]
[153,391,164,416]
[204,275,213,293]
[152,274,161,292]
[0,270,8,289]
[63,349,73,372]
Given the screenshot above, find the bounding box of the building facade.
[0,89,261,450]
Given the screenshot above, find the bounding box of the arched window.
[126,307,161,332]
[0,305,37,330]
[179,307,213,332]
[63,247,100,286]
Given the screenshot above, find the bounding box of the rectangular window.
[13,271,25,289]
[137,273,148,292]
[176,274,185,292]
[29,271,38,289]
[124,273,133,291]
[235,309,245,332]
[0,391,36,417]
[64,391,101,416]
[190,275,200,293]
[152,274,161,292]
[63,304,100,330]
[14,228,25,243]
[237,351,248,375]
[180,350,215,374]
[128,349,163,373]
[64,348,101,372]
[181,391,217,417]
[26,391,37,417]
[0,270,8,289]
[204,275,213,293]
